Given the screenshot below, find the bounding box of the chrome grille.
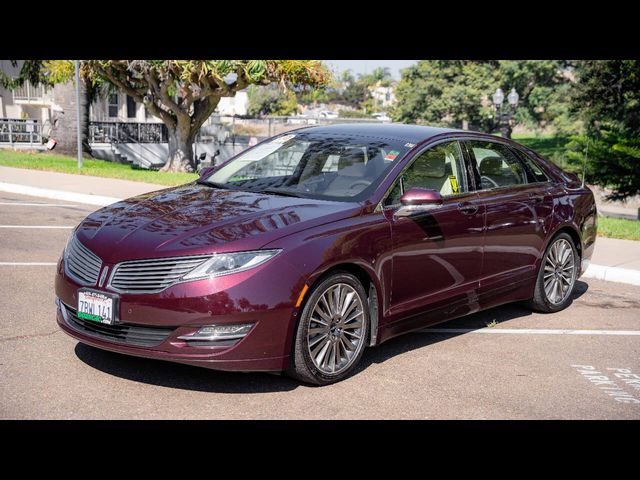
[109,255,211,294]
[64,235,102,286]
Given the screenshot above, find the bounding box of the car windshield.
[202,132,410,201]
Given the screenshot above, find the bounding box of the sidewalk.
[0,166,164,205]
[591,185,640,220]
[1,165,639,285]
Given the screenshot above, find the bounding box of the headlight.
[181,249,281,281]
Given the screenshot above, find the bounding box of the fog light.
[178,324,253,342]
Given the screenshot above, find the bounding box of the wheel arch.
[303,262,383,347]
[542,224,583,274]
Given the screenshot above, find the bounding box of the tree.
[566,60,640,199]
[1,60,100,157]
[247,84,298,117]
[337,70,369,109]
[83,60,330,172]
[497,60,576,135]
[392,60,498,130]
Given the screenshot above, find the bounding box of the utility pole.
[75,60,82,169]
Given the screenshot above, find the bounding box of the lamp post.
[75,60,82,169]
[492,87,519,138]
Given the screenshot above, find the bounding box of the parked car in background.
[318,110,339,119]
[55,123,597,385]
[372,112,391,122]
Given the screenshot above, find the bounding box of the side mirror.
[395,187,443,217]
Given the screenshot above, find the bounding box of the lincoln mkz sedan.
[55,124,597,385]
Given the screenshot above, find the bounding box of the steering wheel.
[481,175,500,189]
[348,180,372,191]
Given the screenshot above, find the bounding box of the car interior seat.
[406,150,451,195]
[323,147,369,195]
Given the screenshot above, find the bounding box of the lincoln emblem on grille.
[98,266,109,287]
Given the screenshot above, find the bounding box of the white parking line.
[422,328,640,336]
[0,225,74,229]
[0,262,57,266]
[0,182,121,206]
[0,202,79,207]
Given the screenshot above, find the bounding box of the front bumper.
[54,255,307,372]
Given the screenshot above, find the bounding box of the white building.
[369,84,396,109]
[0,61,55,124]
[215,90,248,116]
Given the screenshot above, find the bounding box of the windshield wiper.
[260,188,303,198]
[197,179,229,189]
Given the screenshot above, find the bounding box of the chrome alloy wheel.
[307,283,365,375]
[543,238,576,305]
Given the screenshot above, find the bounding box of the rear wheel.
[288,272,369,385]
[528,233,578,313]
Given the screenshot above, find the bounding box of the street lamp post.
[492,87,519,138]
[75,60,82,169]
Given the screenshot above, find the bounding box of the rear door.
[464,139,555,300]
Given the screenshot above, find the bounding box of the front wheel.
[288,272,369,385]
[528,233,578,313]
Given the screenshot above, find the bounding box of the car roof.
[296,123,464,144]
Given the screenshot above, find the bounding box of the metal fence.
[89,122,168,143]
[0,118,43,146]
[213,115,385,139]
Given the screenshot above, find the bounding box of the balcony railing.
[0,118,42,145]
[12,82,49,102]
[89,122,168,143]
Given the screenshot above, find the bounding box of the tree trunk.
[50,78,92,157]
[161,119,196,172]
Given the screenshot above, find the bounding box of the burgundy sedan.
[55,124,597,385]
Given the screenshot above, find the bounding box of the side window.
[516,149,549,183]
[384,141,467,206]
[108,93,119,118]
[469,141,527,190]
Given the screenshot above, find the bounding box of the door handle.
[529,194,543,204]
[457,202,478,215]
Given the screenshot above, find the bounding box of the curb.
[582,264,640,287]
[0,182,121,207]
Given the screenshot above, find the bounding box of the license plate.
[77,289,118,325]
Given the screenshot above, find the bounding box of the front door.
[384,140,484,324]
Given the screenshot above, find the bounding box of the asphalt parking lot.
[1,191,639,419]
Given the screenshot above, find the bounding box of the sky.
[325,60,417,80]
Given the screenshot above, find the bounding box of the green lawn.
[512,134,571,163]
[597,216,640,241]
[0,150,197,186]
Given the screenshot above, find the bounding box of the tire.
[288,272,369,385]
[527,232,579,313]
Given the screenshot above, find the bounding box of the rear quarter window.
[517,149,550,183]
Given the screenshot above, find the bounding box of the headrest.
[339,148,366,170]
[414,153,446,178]
[479,156,503,176]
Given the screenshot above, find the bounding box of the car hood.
[74,183,361,264]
